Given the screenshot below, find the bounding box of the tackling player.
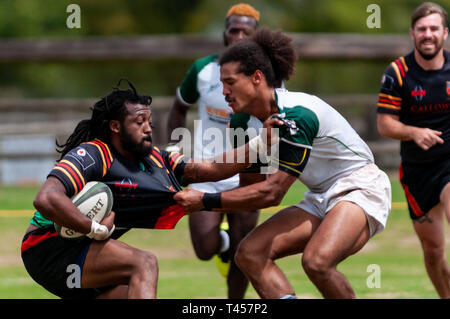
[174,28,392,299]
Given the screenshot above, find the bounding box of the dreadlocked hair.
[219,27,297,88]
[56,79,152,161]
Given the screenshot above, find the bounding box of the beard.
[415,37,444,60]
[120,128,153,158]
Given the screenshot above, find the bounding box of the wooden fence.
[0,33,426,61]
[0,32,418,180]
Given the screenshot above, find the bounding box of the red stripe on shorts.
[399,165,425,218]
[21,231,59,253]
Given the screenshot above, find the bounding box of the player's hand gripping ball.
[54,181,114,239]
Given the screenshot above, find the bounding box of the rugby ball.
[54,181,113,239]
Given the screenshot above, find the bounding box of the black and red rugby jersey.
[377,51,450,164]
[47,139,188,229]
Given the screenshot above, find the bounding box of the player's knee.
[439,182,450,203]
[234,247,250,272]
[143,252,158,272]
[196,252,213,261]
[421,240,445,265]
[193,244,215,260]
[234,240,259,272]
[302,251,333,279]
[134,250,158,274]
[192,237,220,260]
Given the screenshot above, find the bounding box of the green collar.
[274,89,282,114]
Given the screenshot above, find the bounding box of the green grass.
[0,185,39,210]
[0,177,444,299]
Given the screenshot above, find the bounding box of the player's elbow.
[255,175,292,208]
[33,192,47,213]
[377,120,389,138]
[376,114,396,138]
[33,199,51,223]
[33,191,58,219]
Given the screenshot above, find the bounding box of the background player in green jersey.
[174,28,392,299]
[166,3,262,298]
[377,2,450,298]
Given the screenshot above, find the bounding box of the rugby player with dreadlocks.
[21,79,280,299]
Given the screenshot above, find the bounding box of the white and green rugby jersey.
[177,54,234,159]
[231,89,374,193]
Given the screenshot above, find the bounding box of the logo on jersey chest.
[411,85,426,102]
[446,81,450,96]
[114,178,138,192]
[205,106,231,124]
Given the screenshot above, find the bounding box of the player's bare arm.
[239,171,266,186]
[175,170,297,213]
[181,145,252,185]
[33,176,114,234]
[377,113,444,150]
[181,116,284,185]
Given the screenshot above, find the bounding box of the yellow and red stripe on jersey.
[60,159,85,186]
[83,139,113,177]
[53,160,85,194]
[150,148,174,174]
[168,152,184,171]
[149,147,166,169]
[377,93,402,111]
[390,57,409,87]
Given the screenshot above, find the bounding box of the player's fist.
[412,127,444,150]
[174,188,204,213]
[88,211,115,241]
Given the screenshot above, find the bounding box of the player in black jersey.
[21,79,274,299]
[377,2,450,298]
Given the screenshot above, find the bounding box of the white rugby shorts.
[295,163,391,237]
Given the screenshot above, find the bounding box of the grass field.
[0,175,446,299]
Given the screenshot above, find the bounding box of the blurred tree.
[0,0,71,38]
[187,0,445,34]
[0,0,203,97]
[0,0,203,38]
[80,0,202,35]
[1,0,450,98]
